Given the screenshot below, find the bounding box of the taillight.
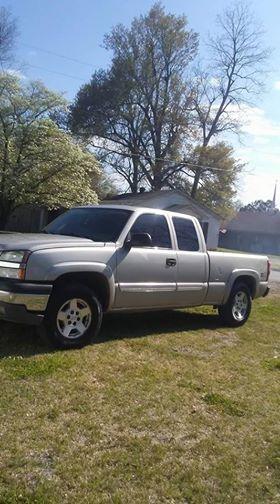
[267,259,271,280]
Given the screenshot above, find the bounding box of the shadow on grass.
[99,310,220,343]
[0,309,221,358]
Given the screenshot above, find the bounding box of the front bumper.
[0,279,52,326]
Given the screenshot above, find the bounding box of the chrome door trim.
[177,282,207,291]
[119,282,175,293]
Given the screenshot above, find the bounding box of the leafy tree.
[0,74,100,228]
[70,68,147,193]
[170,143,244,217]
[0,6,17,65]
[94,170,118,200]
[190,1,269,197]
[240,199,276,213]
[70,3,198,192]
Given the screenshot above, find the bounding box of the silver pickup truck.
[0,205,270,348]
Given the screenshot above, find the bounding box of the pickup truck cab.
[0,205,270,348]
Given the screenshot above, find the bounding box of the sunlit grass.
[0,296,279,503]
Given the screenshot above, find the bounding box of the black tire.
[218,282,252,327]
[44,284,103,349]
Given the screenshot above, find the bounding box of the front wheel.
[45,284,103,349]
[218,282,252,327]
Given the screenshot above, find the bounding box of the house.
[4,190,222,250]
[104,189,221,249]
[219,211,280,255]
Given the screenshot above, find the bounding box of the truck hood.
[0,232,107,252]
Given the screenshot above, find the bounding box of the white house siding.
[167,205,220,250]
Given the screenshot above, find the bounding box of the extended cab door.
[114,212,177,309]
[172,216,209,306]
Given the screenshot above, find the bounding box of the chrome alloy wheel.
[232,291,248,321]
[56,298,92,339]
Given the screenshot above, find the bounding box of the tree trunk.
[152,162,164,191]
[190,167,202,199]
[191,145,208,199]
[131,157,140,194]
[152,176,163,191]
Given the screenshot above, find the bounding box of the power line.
[22,43,93,68]
[90,142,240,173]
[18,44,253,176]
[27,63,86,82]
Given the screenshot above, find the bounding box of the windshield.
[43,207,132,242]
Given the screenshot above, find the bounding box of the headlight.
[0,250,30,280]
[0,250,27,263]
[0,266,21,279]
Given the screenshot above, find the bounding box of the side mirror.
[125,232,153,248]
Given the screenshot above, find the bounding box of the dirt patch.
[172,332,239,359]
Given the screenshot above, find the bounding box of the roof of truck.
[78,204,198,220]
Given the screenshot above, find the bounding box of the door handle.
[166,258,177,267]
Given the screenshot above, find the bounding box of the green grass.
[0,296,279,503]
[202,392,245,417]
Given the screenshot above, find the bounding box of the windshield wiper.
[59,232,95,241]
[42,230,95,240]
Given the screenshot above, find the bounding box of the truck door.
[115,213,177,309]
[172,216,209,306]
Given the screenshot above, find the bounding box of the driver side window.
[131,214,172,249]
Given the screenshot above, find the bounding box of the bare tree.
[0,7,17,66]
[70,3,198,192]
[190,1,270,198]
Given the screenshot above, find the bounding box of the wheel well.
[52,272,111,310]
[233,275,256,298]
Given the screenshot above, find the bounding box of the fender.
[222,269,259,304]
[47,261,116,310]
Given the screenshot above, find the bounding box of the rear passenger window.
[131,214,171,248]
[173,217,199,251]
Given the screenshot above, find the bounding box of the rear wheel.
[218,282,252,327]
[45,284,103,349]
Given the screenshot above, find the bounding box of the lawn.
[0,295,279,503]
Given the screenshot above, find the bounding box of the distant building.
[220,183,280,254]
[4,190,222,250]
[104,189,221,249]
[219,211,280,254]
[5,205,64,233]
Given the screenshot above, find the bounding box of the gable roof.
[104,189,221,221]
[225,211,280,235]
